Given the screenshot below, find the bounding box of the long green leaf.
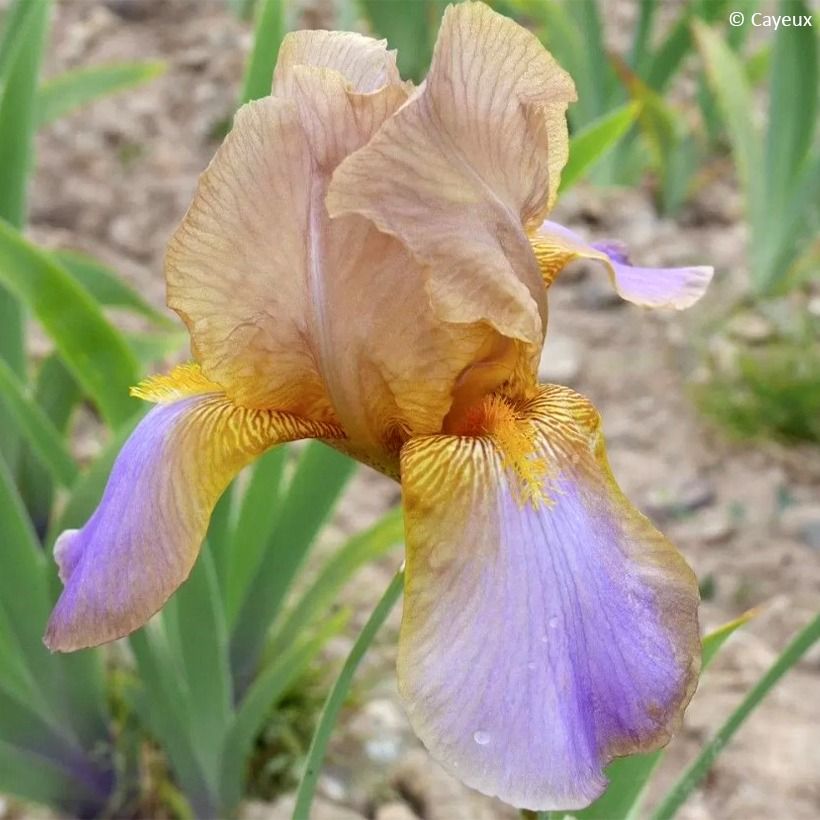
[0,0,49,225]
[171,546,233,786]
[694,22,764,245]
[652,613,820,820]
[220,610,348,809]
[240,0,285,104]
[645,0,728,92]
[0,0,51,465]
[206,483,237,603]
[0,219,140,427]
[229,443,356,689]
[560,102,640,192]
[574,611,757,820]
[129,626,218,817]
[0,0,35,83]
[0,356,78,487]
[36,61,165,127]
[267,507,403,659]
[227,446,288,621]
[54,249,175,328]
[292,571,404,820]
[765,0,817,213]
[18,354,83,534]
[0,739,98,810]
[358,0,446,83]
[0,457,51,653]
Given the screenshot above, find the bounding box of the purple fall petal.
[536,220,713,308]
[397,385,700,810]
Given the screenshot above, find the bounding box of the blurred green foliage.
[697,339,820,443]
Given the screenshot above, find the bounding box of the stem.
[292,570,404,820]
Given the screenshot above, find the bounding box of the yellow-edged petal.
[45,365,341,652]
[397,384,700,809]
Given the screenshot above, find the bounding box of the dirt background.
[8,0,820,818]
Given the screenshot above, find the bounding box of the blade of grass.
[574,610,757,820]
[171,545,234,785]
[267,507,403,659]
[630,0,657,73]
[0,219,140,428]
[0,456,72,724]
[229,443,356,690]
[358,0,446,83]
[0,739,99,810]
[0,0,35,82]
[694,21,766,283]
[53,249,176,328]
[560,102,640,192]
[206,484,237,604]
[36,61,165,127]
[765,0,817,214]
[567,0,611,117]
[0,0,51,466]
[0,356,78,487]
[19,355,82,537]
[129,626,218,816]
[220,609,349,809]
[652,613,820,820]
[227,446,288,623]
[240,0,285,104]
[645,0,728,92]
[292,570,404,820]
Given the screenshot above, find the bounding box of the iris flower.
[45,3,713,810]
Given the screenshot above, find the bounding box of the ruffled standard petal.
[328,1,576,348]
[531,220,713,308]
[44,365,341,652]
[166,32,409,420]
[273,29,403,95]
[167,32,497,467]
[398,385,700,810]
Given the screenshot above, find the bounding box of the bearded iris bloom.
[45,3,713,810]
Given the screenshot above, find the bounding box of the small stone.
[538,335,583,384]
[677,510,736,545]
[726,311,775,344]
[104,0,163,20]
[248,795,366,820]
[392,749,517,820]
[348,698,409,765]
[708,334,741,376]
[645,478,717,521]
[376,802,420,820]
[779,505,820,550]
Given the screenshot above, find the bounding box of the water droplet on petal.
[473,730,491,746]
[549,615,559,628]
[527,662,536,671]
